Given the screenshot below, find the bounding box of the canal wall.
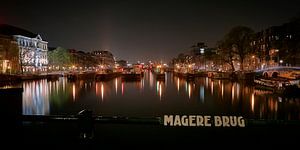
[0,87,23,144]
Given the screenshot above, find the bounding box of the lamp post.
[200,48,205,71]
[252,55,255,70]
[7,66,11,75]
[279,60,283,66]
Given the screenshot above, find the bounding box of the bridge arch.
[272,72,279,78]
[263,72,269,78]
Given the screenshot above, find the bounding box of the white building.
[14,34,48,72]
[0,24,48,73]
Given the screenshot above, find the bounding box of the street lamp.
[7,66,11,75]
[279,60,283,66]
[252,55,256,70]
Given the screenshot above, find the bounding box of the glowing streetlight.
[279,60,283,66]
[7,66,11,75]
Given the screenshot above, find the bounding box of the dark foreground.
[2,119,298,149]
[2,87,300,149]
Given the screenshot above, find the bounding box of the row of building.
[0,24,127,74]
[56,48,125,71]
[172,18,300,72]
[252,18,300,68]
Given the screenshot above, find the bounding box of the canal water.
[22,71,300,120]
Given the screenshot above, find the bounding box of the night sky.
[1,0,299,63]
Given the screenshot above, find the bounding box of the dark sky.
[1,0,299,63]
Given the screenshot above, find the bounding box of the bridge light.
[280,60,283,64]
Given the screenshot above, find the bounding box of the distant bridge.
[255,66,300,79]
[255,66,300,72]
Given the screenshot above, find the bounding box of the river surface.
[21,71,300,120]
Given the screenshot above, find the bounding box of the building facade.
[15,34,48,73]
[93,50,115,68]
[251,18,300,68]
[0,34,19,74]
[0,24,48,73]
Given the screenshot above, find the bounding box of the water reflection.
[251,92,255,112]
[23,79,50,115]
[18,72,300,120]
[72,83,76,101]
[199,85,204,103]
[96,82,109,101]
[210,81,213,95]
[232,83,235,102]
[188,83,191,99]
[177,78,180,92]
[115,78,118,94]
[221,81,224,99]
[101,83,104,101]
[121,82,124,95]
[140,78,144,90]
[149,71,154,88]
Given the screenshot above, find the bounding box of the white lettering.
[181,115,188,126]
[189,115,196,126]
[222,116,230,127]
[174,115,181,126]
[238,116,245,127]
[196,116,204,126]
[214,116,222,127]
[230,116,237,127]
[164,115,173,126]
[163,115,246,127]
[204,116,211,127]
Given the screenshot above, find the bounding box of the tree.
[217,40,236,72]
[48,47,71,68]
[218,26,254,71]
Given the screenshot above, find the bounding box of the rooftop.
[0,24,38,38]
